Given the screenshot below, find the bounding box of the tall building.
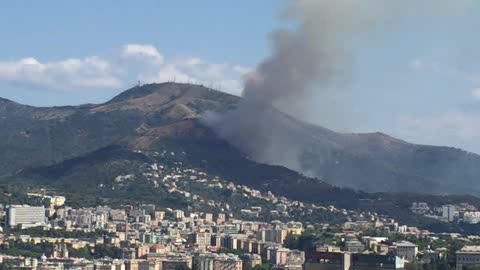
[195,253,242,270]
[442,205,457,222]
[217,214,226,225]
[140,204,156,216]
[162,257,191,270]
[7,205,46,229]
[174,210,185,219]
[154,211,166,222]
[239,254,262,270]
[351,254,405,270]
[256,228,288,244]
[138,260,161,270]
[125,259,139,270]
[271,248,305,269]
[52,243,69,258]
[305,252,351,270]
[195,231,212,251]
[204,213,214,222]
[306,252,404,270]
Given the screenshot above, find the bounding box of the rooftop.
[396,241,417,247]
[458,246,480,253]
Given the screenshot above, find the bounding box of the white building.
[395,241,418,262]
[174,210,185,219]
[463,211,480,224]
[442,205,457,222]
[456,246,480,270]
[196,253,242,270]
[411,202,430,214]
[7,205,46,228]
[48,196,66,207]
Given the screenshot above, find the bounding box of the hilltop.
[1,82,480,196]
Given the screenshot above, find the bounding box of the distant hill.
[1,82,480,196]
[217,105,480,194]
[0,83,237,176]
[12,134,480,234]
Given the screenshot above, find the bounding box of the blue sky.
[0,0,282,104]
[1,1,480,153]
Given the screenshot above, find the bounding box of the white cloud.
[133,52,247,95]
[0,56,122,90]
[185,57,205,66]
[139,61,245,96]
[0,44,249,95]
[122,44,164,64]
[233,65,253,75]
[141,65,192,84]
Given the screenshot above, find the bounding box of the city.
[2,1,480,270]
[1,184,480,270]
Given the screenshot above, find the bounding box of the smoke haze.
[203,0,474,173]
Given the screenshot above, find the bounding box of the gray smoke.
[242,0,377,105]
[202,0,383,169]
[202,0,473,172]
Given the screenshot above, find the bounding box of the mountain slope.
[12,134,480,234]
[1,82,480,195]
[0,83,237,175]
[206,104,480,194]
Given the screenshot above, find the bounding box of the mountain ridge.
[1,82,480,195]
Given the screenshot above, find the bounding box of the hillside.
[216,105,479,194]
[1,82,480,196]
[0,83,237,176]
[11,137,480,233]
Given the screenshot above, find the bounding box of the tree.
[70,247,92,259]
[0,264,14,270]
[253,264,272,270]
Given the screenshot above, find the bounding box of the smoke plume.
[203,0,472,172]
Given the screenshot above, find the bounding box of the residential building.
[195,253,242,270]
[305,252,351,270]
[306,252,404,270]
[204,213,214,222]
[161,256,191,270]
[138,260,161,270]
[174,210,185,219]
[7,205,46,229]
[195,231,212,251]
[395,241,418,262]
[442,205,457,222]
[239,254,262,270]
[345,240,365,254]
[125,259,139,270]
[351,254,405,270]
[456,246,480,270]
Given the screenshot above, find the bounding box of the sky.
[1,1,480,153]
